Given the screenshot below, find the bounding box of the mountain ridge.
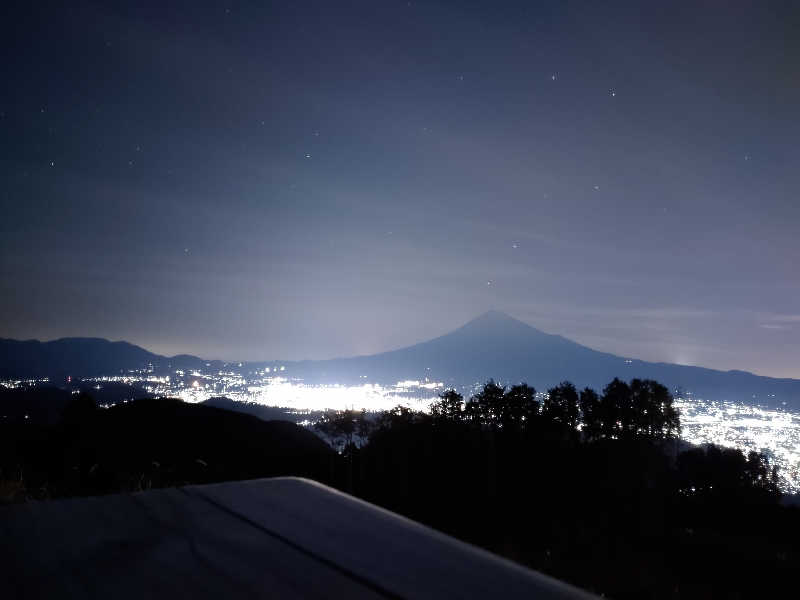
[2,311,799,406]
[285,312,800,405]
[0,336,210,378]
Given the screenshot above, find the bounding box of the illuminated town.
[3,364,799,494]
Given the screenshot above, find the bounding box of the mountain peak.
[460,310,540,333]
[477,309,514,320]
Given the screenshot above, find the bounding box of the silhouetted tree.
[315,409,370,453]
[430,389,464,422]
[677,444,779,499]
[662,389,680,439]
[501,383,538,431]
[465,380,505,427]
[600,378,630,438]
[745,450,780,496]
[374,405,424,432]
[627,379,680,438]
[542,381,580,429]
[579,387,601,440]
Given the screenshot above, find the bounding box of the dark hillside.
[0,397,336,501]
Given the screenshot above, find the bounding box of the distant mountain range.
[0,337,220,379]
[2,311,799,407]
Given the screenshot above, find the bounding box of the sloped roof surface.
[1,477,595,599]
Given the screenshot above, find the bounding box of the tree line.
[317,376,682,449]
[430,377,680,440]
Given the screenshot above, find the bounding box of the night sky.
[1,1,798,377]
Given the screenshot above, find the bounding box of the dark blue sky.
[1,1,799,377]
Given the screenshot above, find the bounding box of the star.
[610,89,616,97]
[486,280,492,286]
[512,243,519,249]
[593,185,600,190]
[305,153,311,159]
[551,73,557,81]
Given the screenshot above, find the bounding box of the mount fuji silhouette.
[2,311,799,406]
[288,311,800,406]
